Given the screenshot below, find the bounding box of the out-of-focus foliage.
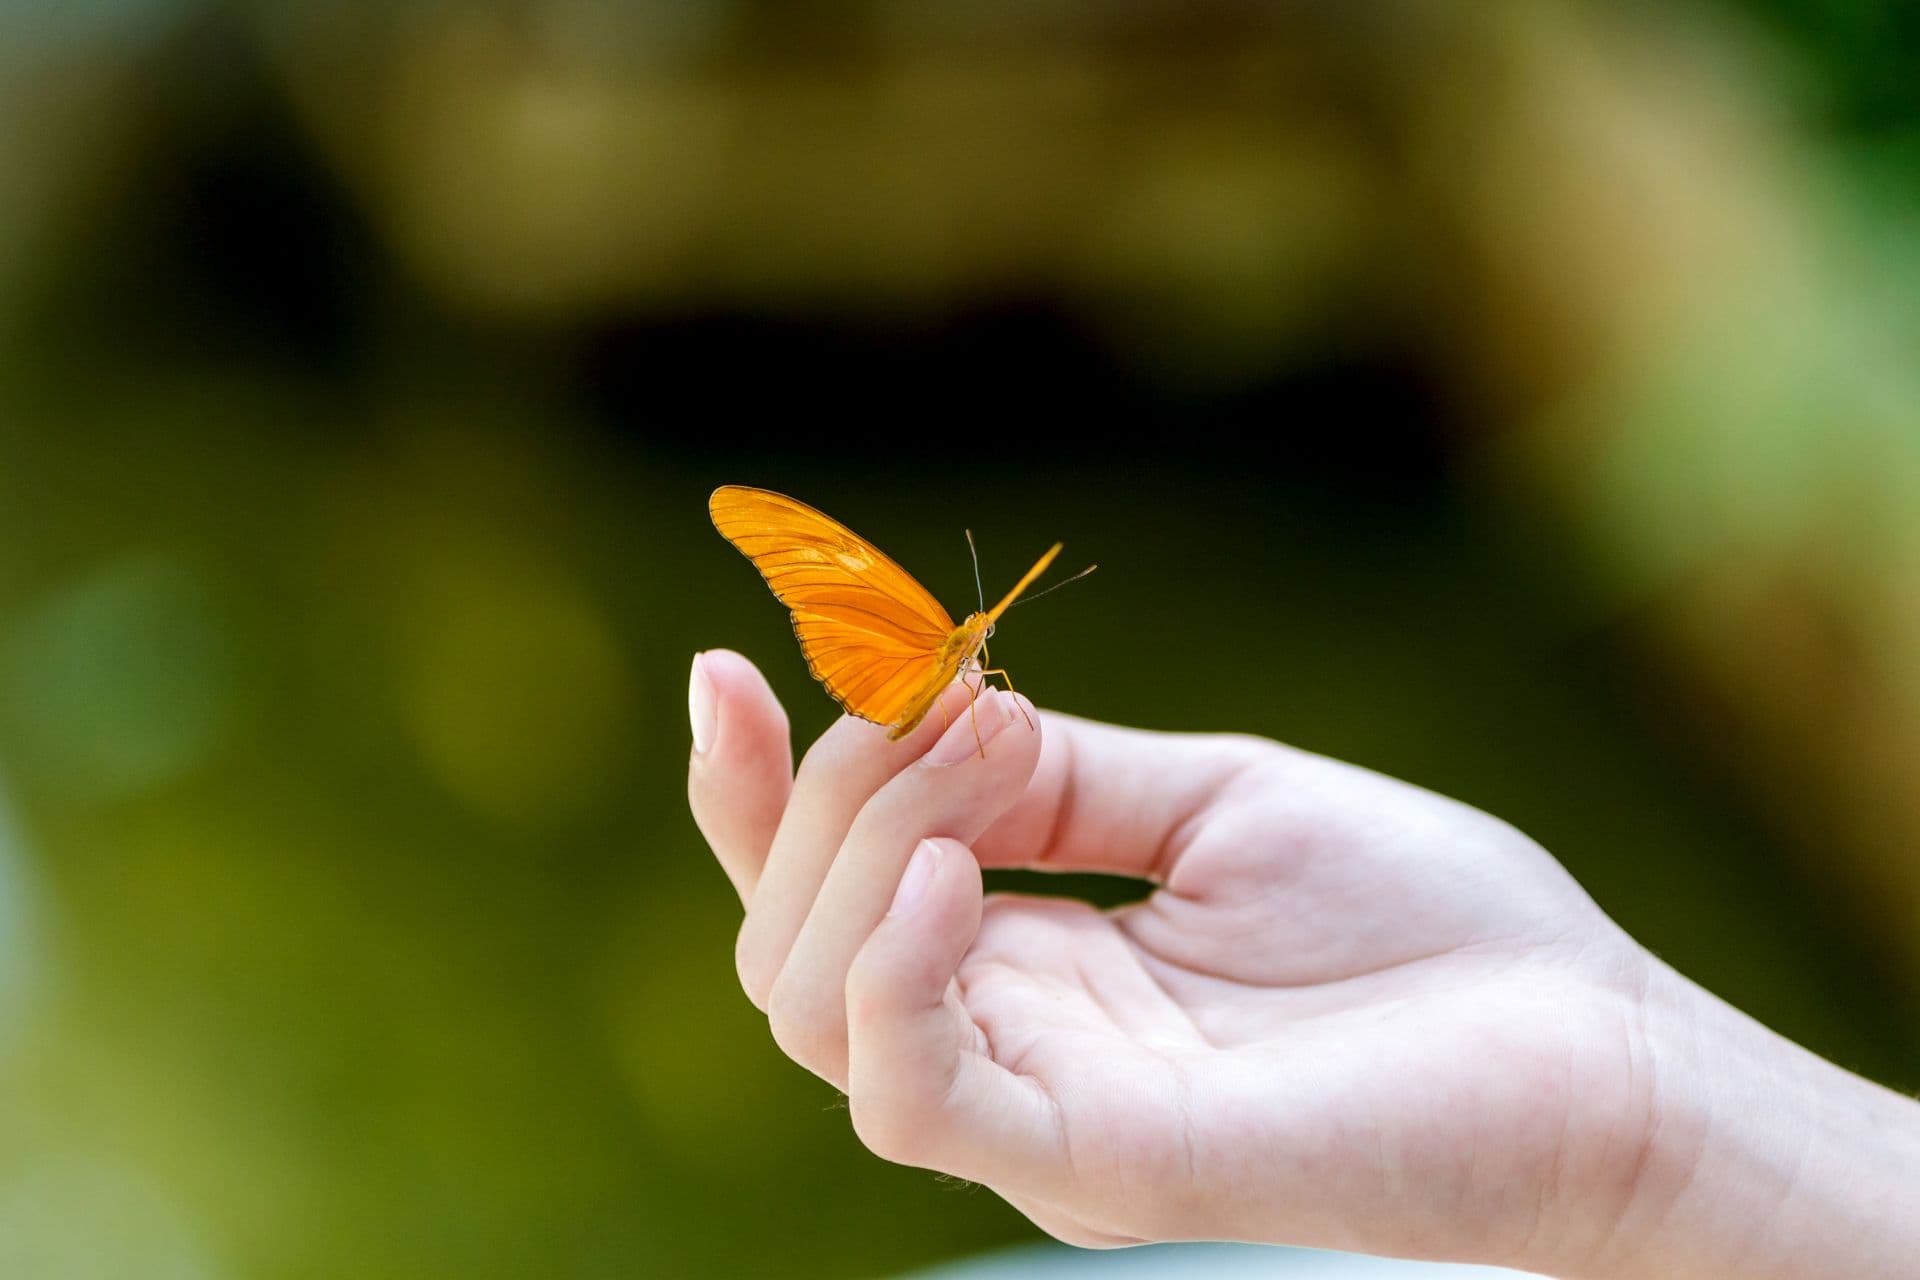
[0,2,1915,1278]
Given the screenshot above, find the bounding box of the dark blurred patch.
[983,869,1152,909]
[1738,0,1920,134]
[577,301,1454,502]
[31,13,384,381]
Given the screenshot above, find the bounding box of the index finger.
[971,711,1275,883]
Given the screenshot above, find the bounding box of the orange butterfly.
[710,485,1088,747]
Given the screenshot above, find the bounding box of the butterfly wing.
[710,486,960,732]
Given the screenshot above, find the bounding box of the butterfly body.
[709,486,1067,739]
[878,611,994,740]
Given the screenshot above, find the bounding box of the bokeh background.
[2,1,1917,1276]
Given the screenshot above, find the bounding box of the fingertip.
[1011,693,1041,752]
[918,687,1044,771]
[894,836,983,927]
[688,648,795,904]
[689,649,791,771]
[689,652,718,754]
[886,838,943,919]
[695,646,763,686]
[849,838,981,1019]
[700,649,790,736]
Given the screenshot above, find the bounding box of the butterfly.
[709,485,1090,748]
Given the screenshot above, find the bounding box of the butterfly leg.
[974,642,1034,730]
[976,668,1034,729]
[958,670,988,758]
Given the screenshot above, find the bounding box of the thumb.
[843,838,1063,1190]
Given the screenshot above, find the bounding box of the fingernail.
[923,688,1015,766]
[889,839,941,917]
[689,652,716,754]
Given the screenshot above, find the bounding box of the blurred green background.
[1,1,1917,1277]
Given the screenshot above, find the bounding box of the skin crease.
[686,649,1920,1279]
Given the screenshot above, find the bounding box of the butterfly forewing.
[710,486,959,730]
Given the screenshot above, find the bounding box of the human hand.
[686,650,1920,1278]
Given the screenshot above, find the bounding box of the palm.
[956,749,1640,1252]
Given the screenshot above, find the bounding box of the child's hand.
[685,650,1920,1279]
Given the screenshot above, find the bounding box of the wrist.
[1575,958,1920,1279]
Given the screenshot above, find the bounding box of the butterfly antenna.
[1006,562,1098,608]
[965,529,985,613]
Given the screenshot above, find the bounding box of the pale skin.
[686,649,1920,1278]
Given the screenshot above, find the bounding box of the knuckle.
[1188,731,1294,791]
[847,1093,929,1165]
[846,786,914,840]
[764,972,806,1045]
[765,972,834,1072]
[764,700,791,744]
[1234,732,1296,772]
[686,771,724,836]
[842,983,888,1033]
[734,924,774,1012]
[794,715,864,781]
[841,948,897,1028]
[844,787,952,868]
